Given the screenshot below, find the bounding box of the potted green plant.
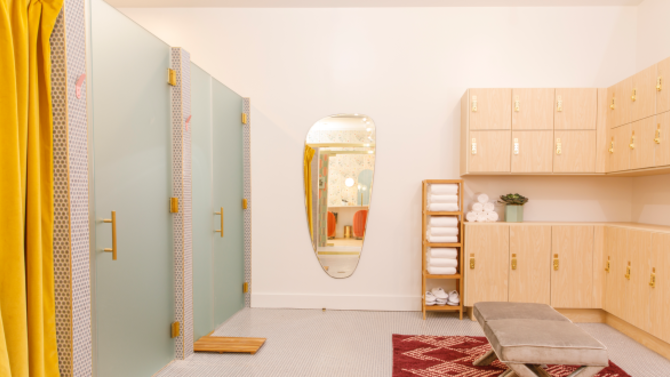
[498,193,529,223]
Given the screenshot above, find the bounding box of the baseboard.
[605,313,670,361]
[251,293,419,311]
[555,308,607,323]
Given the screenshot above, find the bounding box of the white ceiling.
[109,0,643,8]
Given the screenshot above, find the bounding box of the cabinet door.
[631,64,657,122]
[511,131,552,173]
[630,116,656,170]
[604,226,626,318]
[464,224,510,306]
[555,88,597,130]
[553,131,596,173]
[657,57,670,114]
[606,85,616,129]
[615,77,633,127]
[608,125,631,172]
[551,225,594,308]
[512,88,554,130]
[469,131,511,173]
[509,225,551,305]
[655,112,670,167]
[649,233,668,341]
[626,230,651,329]
[469,89,512,130]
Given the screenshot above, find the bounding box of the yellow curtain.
[0,0,64,376]
[303,145,315,239]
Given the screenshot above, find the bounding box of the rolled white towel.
[429,194,458,203]
[429,203,459,212]
[484,202,495,212]
[466,211,478,222]
[472,202,483,212]
[486,211,499,222]
[427,234,458,243]
[429,248,458,258]
[430,227,459,236]
[476,212,487,222]
[430,184,458,195]
[428,266,457,275]
[429,217,458,227]
[476,193,489,204]
[429,258,458,268]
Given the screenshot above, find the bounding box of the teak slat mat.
[194,336,266,354]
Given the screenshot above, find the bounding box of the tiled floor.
[156,308,670,377]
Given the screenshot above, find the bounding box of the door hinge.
[170,197,179,213]
[168,69,177,86]
[171,321,180,338]
[242,113,248,125]
[243,282,249,293]
[242,198,248,209]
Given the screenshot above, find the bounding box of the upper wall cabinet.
[658,57,670,114]
[555,88,597,130]
[614,77,633,128]
[512,88,554,130]
[469,89,512,130]
[631,64,657,122]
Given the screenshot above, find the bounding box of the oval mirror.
[303,114,376,278]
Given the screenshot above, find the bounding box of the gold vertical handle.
[625,262,631,280]
[553,254,559,271]
[215,207,224,237]
[609,137,615,154]
[514,95,520,112]
[471,138,477,155]
[472,95,478,112]
[556,138,562,155]
[655,125,661,144]
[513,138,519,155]
[630,131,635,150]
[103,211,117,260]
[658,77,662,91]
[557,95,563,112]
[610,97,615,110]
[631,88,637,101]
[605,256,610,273]
[470,254,475,269]
[511,254,517,271]
[650,268,656,288]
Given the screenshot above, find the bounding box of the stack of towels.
[426,216,459,243]
[426,184,459,212]
[465,193,499,222]
[426,247,458,275]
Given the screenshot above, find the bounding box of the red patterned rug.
[392,335,630,377]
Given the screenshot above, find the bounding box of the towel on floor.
[429,248,458,258]
[430,227,459,236]
[427,266,457,275]
[429,258,458,268]
[427,234,458,243]
[429,194,458,203]
[429,217,458,227]
[430,184,458,195]
[429,203,459,212]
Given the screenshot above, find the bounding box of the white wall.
[120,6,638,310]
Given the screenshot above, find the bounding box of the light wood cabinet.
[469,89,512,130]
[655,112,670,167]
[650,233,670,343]
[464,224,509,306]
[608,124,631,172]
[553,131,596,173]
[606,85,616,129]
[468,131,511,173]
[509,225,551,305]
[626,230,652,330]
[511,131,552,173]
[614,77,633,127]
[555,88,597,130]
[596,89,609,173]
[630,116,656,170]
[512,88,554,130]
[551,226,594,308]
[604,226,626,319]
[658,57,670,115]
[631,64,657,122]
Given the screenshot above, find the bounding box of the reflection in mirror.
[303,114,376,278]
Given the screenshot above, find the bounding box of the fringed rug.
[392,335,630,377]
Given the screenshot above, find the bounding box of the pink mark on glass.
[185,115,192,131]
[75,74,86,99]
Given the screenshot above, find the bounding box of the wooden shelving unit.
[422,179,464,320]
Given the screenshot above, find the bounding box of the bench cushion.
[473,302,570,329]
[483,319,609,367]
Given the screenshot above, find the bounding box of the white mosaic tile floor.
[156,308,670,377]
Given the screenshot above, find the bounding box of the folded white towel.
[428,266,457,275]
[427,234,458,243]
[429,258,458,268]
[486,211,499,222]
[476,193,489,204]
[476,212,487,222]
[430,248,458,258]
[430,184,458,195]
[429,203,459,212]
[429,194,458,203]
[430,227,459,236]
[429,216,458,227]
[466,211,478,222]
[472,202,483,212]
[484,202,495,212]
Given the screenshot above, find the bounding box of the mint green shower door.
[90,0,174,376]
[191,65,245,341]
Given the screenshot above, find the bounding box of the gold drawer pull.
[655,125,661,144]
[631,88,637,102]
[511,254,517,270]
[609,137,614,154]
[630,131,635,150]
[557,95,563,112]
[215,207,224,238]
[514,95,520,112]
[471,138,477,155]
[605,256,610,273]
[553,254,559,271]
[556,138,562,155]
[472,95,478,112]
[513,138,519,155]
[610,97,615,110]
[470,254,475,270]
[103,211,118,261]
[625,262,631,280]
[650,268,656,288]
[658,77,663,91]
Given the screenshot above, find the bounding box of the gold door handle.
[553,254,559,271]
[650,268,656,288]
[511,254,517,271]
[655,125,661,144]
[625,262,631,280]
[556,138,562,155]
[557,95,563,112]
[470,255,475,269]
[103,211,117,260]
[610,97,615,110]
[471,138,477,155]
[658,77,662,91]
[631,88,637,102]
[514,96,520,112]
[513,138,519,155]
[472,95,478,112]
[605,257,610,273]
[609,138,615,154]
[215,207,224,237]
[630,132,635,150]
